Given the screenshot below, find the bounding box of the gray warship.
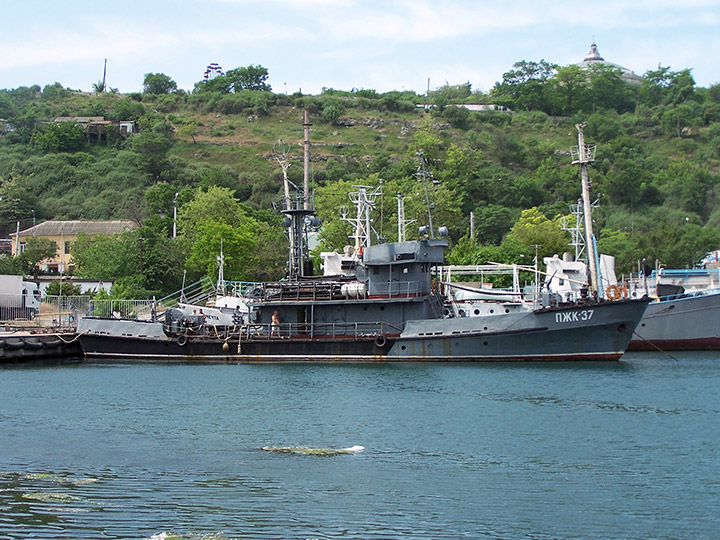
[78,190,648,362]
[78,124,648,362]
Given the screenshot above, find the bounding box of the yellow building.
[10,220,136,273]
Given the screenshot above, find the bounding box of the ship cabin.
[248,238,448,339]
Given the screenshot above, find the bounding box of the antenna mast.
[416,150,436,238]
[303,109,311,210]
[273,139,292,211]
[571,123,599,293]
[396,193,415,242]
[341,185,382,250]
[216,239,225,296]
[273,123,319,281]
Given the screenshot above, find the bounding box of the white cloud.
[2,0,719,91]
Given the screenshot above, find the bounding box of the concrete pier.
[0,328,82,364]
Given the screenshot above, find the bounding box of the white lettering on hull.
[555,309,594,323]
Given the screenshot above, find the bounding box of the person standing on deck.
[271,310,280,337]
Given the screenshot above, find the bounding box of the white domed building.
[575,42,643,85]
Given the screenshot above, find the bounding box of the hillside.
[1,67,720,296]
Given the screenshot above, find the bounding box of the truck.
[0,274,42,321]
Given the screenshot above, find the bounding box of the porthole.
[483,341,489,346]
[474,309,480,315]
[401,345,406,351]
[489,309,494,314]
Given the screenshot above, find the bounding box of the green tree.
[640,65,696,107]
[471,204,515,244]
[71,229,185,297]
[127,128,173,179]
[505,207,570,259]
[109,97,146,122]
[44,281,84,296]
[143,73,178,94]
[596,229,642,274]
[177,187,247,242]
[71,232,139,282]
[549,64,589,116]
[22,237,58,272]
[31,121,86,153]
[226,65,271,92]
[178,186,285,280]
[587,64,637,113]
[195,65,271,94]
[443,105,470,128]
[0,254,26,275]
[177,121,198,143]
[491,60,557,112]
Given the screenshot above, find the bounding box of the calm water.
[1,353,719,540]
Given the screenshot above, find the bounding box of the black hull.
[80,334,392,363]
[78,298,648,363]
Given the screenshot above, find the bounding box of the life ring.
[606,285,621,300]
[177,334,188,347]
[374,335,387,348]
[619,285,628,298]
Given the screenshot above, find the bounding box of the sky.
[2,0,720,96]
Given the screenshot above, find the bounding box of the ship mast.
[571,123,599,294]
[303,109,311,210]
[396,193,415,243]
[274,111,319,280]
[341,185,382,251]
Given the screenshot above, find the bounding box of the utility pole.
[102,58,107,92]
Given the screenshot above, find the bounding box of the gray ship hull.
[629,292,720,350]
[78,299,647,362]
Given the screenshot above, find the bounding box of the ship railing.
[276,194,316,213]
[240,320,401,340]
[621,270,720,300]
[259,279,427,302]
[369,280,425,297]
[261,280,347,301]
[217,280,262,297]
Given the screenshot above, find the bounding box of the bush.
[443,105,469,128]
[322,103,342,124]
